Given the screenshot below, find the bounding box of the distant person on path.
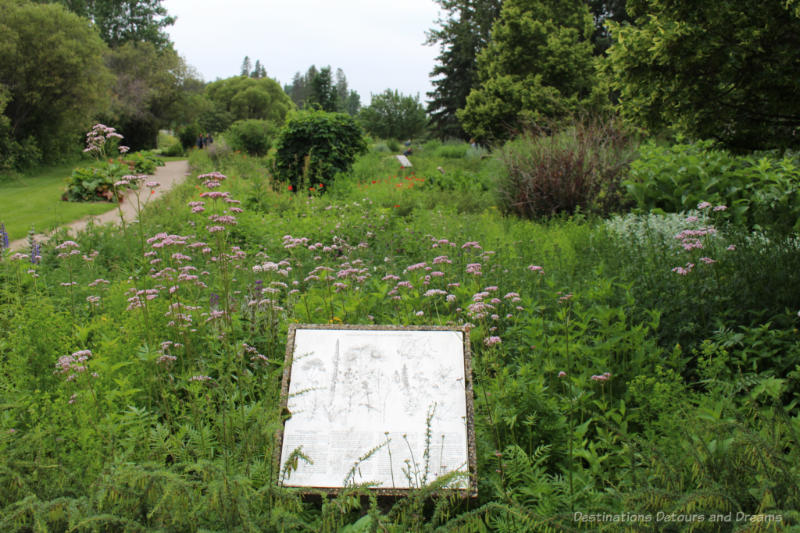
[197,134,204,149]
[403,139,413,157]
[206,133,213,146]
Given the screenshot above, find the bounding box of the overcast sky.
[162,0,443,106]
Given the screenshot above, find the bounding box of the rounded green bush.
[224,119,278,156]
[274,110,367,191]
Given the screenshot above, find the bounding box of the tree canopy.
[458,0,604,142]
[604,0,800,151]
[358,90,427,140]
[41,0,175,49]
[0,0,112,166]
[204,76,294,131]
[284,65,360,115]
[103,41,199,150]
[425,0,502,140]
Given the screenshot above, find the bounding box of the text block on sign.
[277,324,476,496]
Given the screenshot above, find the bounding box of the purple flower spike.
[1,223,9,250]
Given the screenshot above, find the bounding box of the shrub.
[157,131,183,157]
[625,140,800,233]
[497,120,634,219]
[434,143,468,159]
[124,150,165,175]
[602,212,800,353]
[177,122,202,150]
[64,163,127,202]
[274,110,367,191]
[223,119,278,156]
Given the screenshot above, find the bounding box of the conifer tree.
[458,0,604,142]
[425,0,502,140]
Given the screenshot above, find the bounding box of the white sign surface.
[395,154,413,167]
[279,328,469,490]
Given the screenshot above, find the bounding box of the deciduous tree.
[0,0,112,166]
[358,90,427,140]
[604,0,800,150]
[205,76,294,128]
[43,0,175,49]
[103,42,198,150]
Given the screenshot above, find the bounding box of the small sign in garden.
[277,324,477,496]
[395,155,413,168]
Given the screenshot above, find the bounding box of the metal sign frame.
[275,323,477,497]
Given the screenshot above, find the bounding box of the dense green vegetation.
[1,0,800,529]
[1,142,799,530]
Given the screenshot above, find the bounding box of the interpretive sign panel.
[277,324,476,496]
[395,154,413,167]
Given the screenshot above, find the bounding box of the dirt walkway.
[8,160,190,252]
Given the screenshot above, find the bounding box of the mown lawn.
[0,156,186,241]
[0,163,113,240]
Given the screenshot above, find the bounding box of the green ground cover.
[0,156,186,241]
[0,142,798,531]
[0,163,113,241]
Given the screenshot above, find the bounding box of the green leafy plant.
[64,162,128,202]
[124,150,165,175]
[223,119,278,156]
[274,110,367,191]
[625,140,800,233]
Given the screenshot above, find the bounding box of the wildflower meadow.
[1,141,799,532]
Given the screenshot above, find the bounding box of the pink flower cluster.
[55,349,95,381]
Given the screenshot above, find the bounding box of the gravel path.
[8,160,190,252]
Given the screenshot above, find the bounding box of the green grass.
[0,156,186,241]
[0,163,114,241]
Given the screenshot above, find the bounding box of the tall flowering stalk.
[0,223,9,259]
[83,123,126,161]
[56,240,81,321]
[556,292,577,513]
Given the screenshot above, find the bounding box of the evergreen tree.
[285,65,359,113]
[309,66,337,112]
[425,0,502,140]
[458,0,604,142]
[240,56,252,77]
[285,65,318,108]
[252,60,267,79]
[342,91,361,117]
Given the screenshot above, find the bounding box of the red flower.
[288,185,293,191]
[318,183,324,188]
[371,180,376,184]
[394,204,400,208]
